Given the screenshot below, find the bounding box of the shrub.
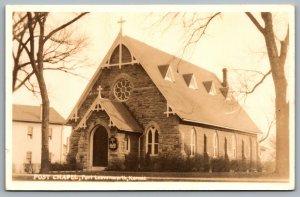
[50,162,83,171]
[107,158,125,171]
[140,153,211,172]
[50,162,64,171]
[256,161,263,172]
[141,152,152,171]
[66,155,77,170]
[211,157,230,172]
[230,159,250,172]
[203,153,210,172]
[158,155,186,172]
[189,154,210,172]
[125,153,138,171]
[24,163,33,173]
[64,155,83,171]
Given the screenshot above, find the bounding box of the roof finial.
[117,17,126,35]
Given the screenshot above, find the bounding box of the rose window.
[114,78,133,102]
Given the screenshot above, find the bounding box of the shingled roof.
[13,104,65,124]
[99,99,142,132]
[68,33,261,134]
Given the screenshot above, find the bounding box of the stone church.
[67,28,261,171]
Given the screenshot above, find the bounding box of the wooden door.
[93,126,108,166]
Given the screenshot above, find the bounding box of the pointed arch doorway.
[92,125,108,167]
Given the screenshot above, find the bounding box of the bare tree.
[159,12,290,177]
[13,12,88,173]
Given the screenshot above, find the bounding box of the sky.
[10,6,293,143]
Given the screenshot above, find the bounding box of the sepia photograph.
[5,5,295,190]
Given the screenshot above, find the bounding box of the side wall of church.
[179,124,259,167]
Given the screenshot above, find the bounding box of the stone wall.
[97,63,182,158]
[68,61,183,169]
[179,124,259,167]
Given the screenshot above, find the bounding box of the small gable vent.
[183,74,198,90]
[203,81,217,95]
[158,65,175,82]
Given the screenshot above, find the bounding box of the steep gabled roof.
[99,99,142,132]
[13,104,65,124]
[68,34,261,134]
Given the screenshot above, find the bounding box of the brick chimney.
[222,68,228,88]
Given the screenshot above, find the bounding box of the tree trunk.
[36,13,50,173]
[274,78,289,178]
[37,71,50,173]
[261,12,290,178]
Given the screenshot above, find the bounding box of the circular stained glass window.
[114,78,133,102]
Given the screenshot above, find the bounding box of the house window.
[26,151,32,164]
[190,128,196,156]
[204,134,207,154]
[146,126,159,156]
[213,132,219,158]
[125,134,130,153]
[27,126,33,139]
[114,78,133,102]
[49,128,53,140]
[232,135,237,159]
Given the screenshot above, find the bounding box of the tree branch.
[259,114,276,143]
[245,12,265,34]
[26,12,39,74]
[279,26,289,66]
[14,71,35,91]
[244,70,271,94]
[44,12,88,42]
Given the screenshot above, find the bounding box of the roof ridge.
[124,35,219,78]
[13,104,66,124]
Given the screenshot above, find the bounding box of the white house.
[12,104,71,174]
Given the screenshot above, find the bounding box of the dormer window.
[209,82,217,95]
[183,74,198,90]
[203,81,217,95]
[158,65,175,82]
